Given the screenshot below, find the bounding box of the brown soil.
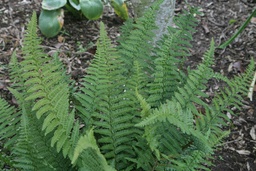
[0,0,255,170]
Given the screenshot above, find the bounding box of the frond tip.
[72,128,116,171]
[72,128,97,164]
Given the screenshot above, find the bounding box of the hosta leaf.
[42,0,67,10]
[39,9,64,38]
[80,0,103,20]
[69,0,80,10]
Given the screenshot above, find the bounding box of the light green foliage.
[0,0,254,170]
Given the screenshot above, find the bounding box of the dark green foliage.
[75,22,144,170]
[147,9,199,108]
[0,0,254,170]
[118,0,162,73]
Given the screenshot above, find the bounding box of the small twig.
[208,18,227,27]
[218,137,242,146]
[202,20,210,34]
[40,45,95,56]
[71,51,94,56]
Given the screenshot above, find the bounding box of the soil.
[0,0,256,170]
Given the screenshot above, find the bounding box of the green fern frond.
[72,128,116,171]
[0,98,19,148]
[136,40,215,128]
[130,61,148,95]
[169,39,215,115]
[8,53,75,170]
[196,58,255,146]
[13,103,73,170]
[135,40,217,169]
[135,88,151,119]
[2,1,255,170]
[147,8,199,108]
[167,150,211,171]
[75,22,144,170]
[75,21,127,129]
[137,101,210,147]
[9,51,26,94]
[173,8,198,39]
[13,12,80,163]
[126,138,157,170]
[117,18,135,44]
[118,0,163,72]
[20,13,47,79]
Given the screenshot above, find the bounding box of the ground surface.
[0,0,255,170]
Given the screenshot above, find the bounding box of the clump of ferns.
[0,0,254,170]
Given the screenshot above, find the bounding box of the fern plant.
[0,0,254,170]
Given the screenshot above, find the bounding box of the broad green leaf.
[69,0,80,10]
[39,9,64,38]
[42,0,67,10]
[80,0,103,20]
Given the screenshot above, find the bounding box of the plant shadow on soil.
[0,0,255,170]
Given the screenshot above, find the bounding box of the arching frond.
[196,58,255,147]
[72,128,116,171]
[13,104,73,171]
[11,12,80,167]
[75,22,142,170]
[147,8,199,108]
[118,0,163,73]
